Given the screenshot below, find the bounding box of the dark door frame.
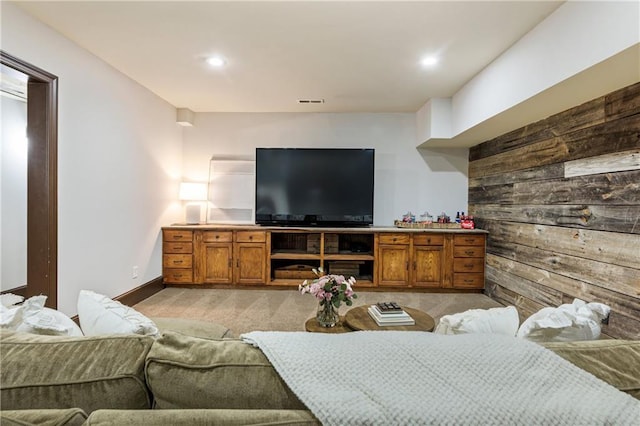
[1,51,58,308]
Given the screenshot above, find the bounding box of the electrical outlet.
[132,266,139,279]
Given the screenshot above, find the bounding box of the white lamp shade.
[179,182,207,201]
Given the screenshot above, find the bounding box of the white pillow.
[19,309,84,337]
[1,294,83,336]
[0,305,23,329]
[434,306,520,336]
[0,293,25,329]
[0,293,24,307]
[77,290,158,336]
[516,298,610,342]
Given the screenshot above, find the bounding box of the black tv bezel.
[254,148,374,228]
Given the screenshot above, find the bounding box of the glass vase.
[316,301,339,327]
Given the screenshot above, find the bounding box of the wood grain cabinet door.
[234,243,267,285]
[201,243,233,284]
[412,246,443,287]
[378,245,410,286]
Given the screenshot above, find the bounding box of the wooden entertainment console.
[162,225,487,291]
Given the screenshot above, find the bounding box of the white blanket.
[242,331,640,425]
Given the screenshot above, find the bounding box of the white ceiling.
[15,0,564,113]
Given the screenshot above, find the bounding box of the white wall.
[1,3,183,315]
[0,96,28,291]
[416,98,452,142]
[183,113,468,226]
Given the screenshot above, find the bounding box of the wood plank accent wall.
[469,82,640,340]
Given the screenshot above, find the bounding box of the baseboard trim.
[115,276,165,307]
[0,285,27,297]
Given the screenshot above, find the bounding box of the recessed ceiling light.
[206,56,226,67]
[421,56,439,67]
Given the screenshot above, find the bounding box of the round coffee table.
[344,306,435,332]
[304,316,351,333]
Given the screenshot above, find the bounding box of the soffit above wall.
[420,45,640,148]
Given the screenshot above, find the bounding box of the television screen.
[255,148,374,227]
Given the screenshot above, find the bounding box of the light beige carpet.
[134,288,503,336]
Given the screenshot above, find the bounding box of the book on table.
[371,305,408,317]
[375,302,403,313]
[368,305,415,326]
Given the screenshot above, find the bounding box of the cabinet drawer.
[236,231,266,243]
[453,258,484,273]
[164,242,193,254]
[163,230,193,242]
[379,234,410,244]
[413,234,444,246]
[202,231,233,243]
[164,269,193,283]
[453,273,484,289]
[163,254,193,268]
[453,246,485,258]
[453,234,485,246]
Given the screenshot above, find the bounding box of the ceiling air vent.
[297,99,325,104]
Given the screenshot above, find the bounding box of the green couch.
[0,318,319,425]
[1,318,638,426]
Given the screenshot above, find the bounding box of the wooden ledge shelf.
[324,254,374,261]
[270,253,321,260]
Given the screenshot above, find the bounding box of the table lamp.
[179,182,207,224]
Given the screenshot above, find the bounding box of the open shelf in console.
[271,232,321,255]
[268,230,375,287]
[327,232,374,256]
[325,259,374,284]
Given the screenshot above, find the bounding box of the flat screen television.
[255,148,374,227]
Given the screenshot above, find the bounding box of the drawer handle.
[426,239,431,244]
[393,238,397,242]
[215,235,219,239]
[464,279,474,283]
[174,246,183,250]
[174,273,183,278]
[465,250,475,255]
[173,260,183,264]
[464,238,474,243]
[464,264,474,269]
[174,235,183,239]
[249,235,253,240]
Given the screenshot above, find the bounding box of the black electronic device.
[255,148,374,227]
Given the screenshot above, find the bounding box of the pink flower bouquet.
[299,267,358,308]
